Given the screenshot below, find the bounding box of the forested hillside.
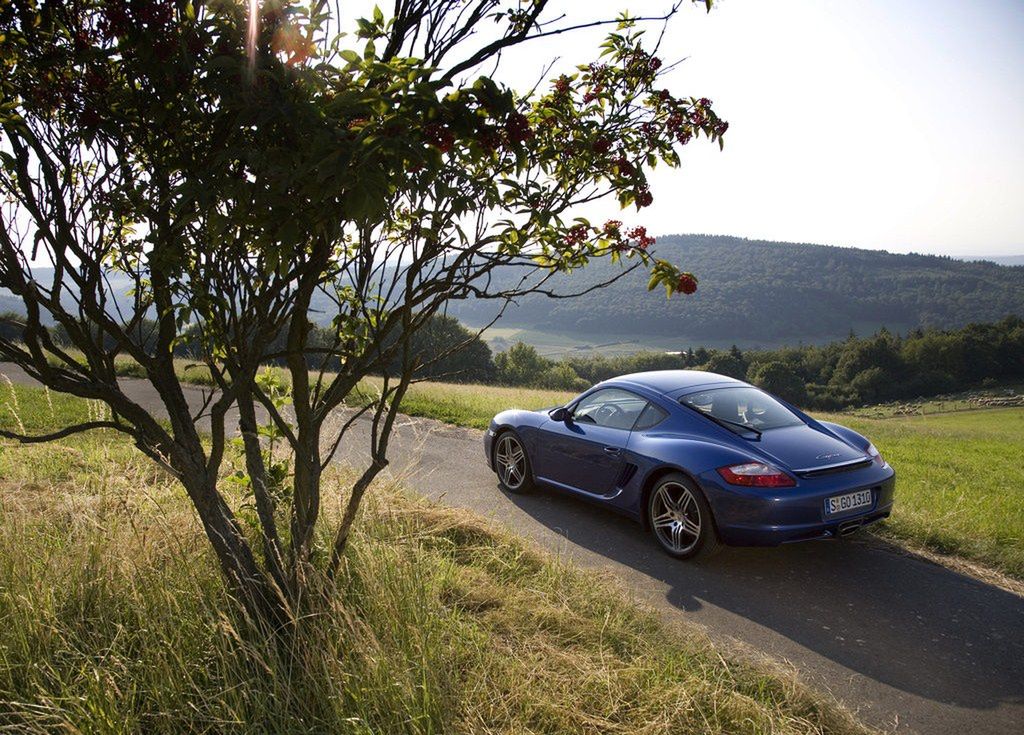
[449,235,1024,344]
[6,236,1021,347]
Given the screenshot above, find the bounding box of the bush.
[495,342,549,386]
[537,363,588,391]
[748,360,807,405]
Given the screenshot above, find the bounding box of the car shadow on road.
[497,482,1024,712]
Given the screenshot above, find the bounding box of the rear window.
[633,402,668,431]
[679,386,802,432]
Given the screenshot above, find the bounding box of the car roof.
[602,370,747,397]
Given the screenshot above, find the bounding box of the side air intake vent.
[616,463,639,488]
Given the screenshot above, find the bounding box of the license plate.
[824,488,873,517]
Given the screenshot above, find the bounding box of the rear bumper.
[703,467,896,547]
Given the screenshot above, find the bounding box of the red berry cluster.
[477,126,503,153]
[99,0,178,59]
[564,224,590,247]
[505,112,534,144]
[640,121,658,144]
[602,219,623,238]
[424,122,455,153]
[583,62,610,103]
[635,186,653,208]
[561,220,654,253]
[592,136,612,155]
[615,157,635,176]
[626,226,655,249]
[99,4,132,39]
[677,273,698,295]
[627,49,662,82]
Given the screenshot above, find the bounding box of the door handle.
[603,446,621,454]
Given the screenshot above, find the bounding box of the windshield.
[679,386,803,433]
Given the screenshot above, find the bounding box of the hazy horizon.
[441,0,1024,258]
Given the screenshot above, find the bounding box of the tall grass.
[829,408,1024,578]
[0,384,869,734]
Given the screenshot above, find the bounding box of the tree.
[384,313,496,383]
[748,360,806,405]
[0,0,726,625]
[495,342,549,386]
[537,361,588,391]
[703,350,747,380]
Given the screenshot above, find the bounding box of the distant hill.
[954,254,1024,266]
[5,236,1023,350]
[447,235,1024,347]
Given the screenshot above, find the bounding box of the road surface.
[2,364,1022,734]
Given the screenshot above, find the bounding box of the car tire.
[648,473,720,560]
[493,430,535,494]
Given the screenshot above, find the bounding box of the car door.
[537,388,648,496]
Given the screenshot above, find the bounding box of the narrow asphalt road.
[3,364,1022,734]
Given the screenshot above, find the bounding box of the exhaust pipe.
[837,520,863,537]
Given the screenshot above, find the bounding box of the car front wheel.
[648,473,720,559]
[494,431,535,494]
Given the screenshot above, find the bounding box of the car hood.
[753,424,867,472]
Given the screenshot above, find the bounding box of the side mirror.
[548,406,570,422]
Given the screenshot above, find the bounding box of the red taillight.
[717,462,796,488]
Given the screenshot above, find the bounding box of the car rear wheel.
[648,473,720,559]
[494,431,535,494]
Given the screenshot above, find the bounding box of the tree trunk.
[184,470,291,629]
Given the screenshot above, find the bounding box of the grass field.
[0,382,868,734]
[828,408,1024,578]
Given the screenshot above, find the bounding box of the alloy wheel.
[651,481,702,554]
[495,433,527,491]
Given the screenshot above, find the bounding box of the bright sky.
[464,0,1024,256]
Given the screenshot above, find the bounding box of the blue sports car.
[484,370,895,559]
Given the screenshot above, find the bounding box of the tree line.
[483,316,1024,408]
[4,311,1020,409]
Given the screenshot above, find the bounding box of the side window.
[633,402,668,431]
[572,388,647,430]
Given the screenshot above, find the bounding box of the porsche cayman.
[484,370,895,558]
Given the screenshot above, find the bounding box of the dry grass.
[0,383,872,735]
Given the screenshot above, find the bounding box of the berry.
[477,126,502,153]
[592,137,612,154]
[564,224,590,246]
[424,122,455,153]
[677,273,698,295]
[627,226,655,249]
[505,112,534,144]
[615,157,635,176]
